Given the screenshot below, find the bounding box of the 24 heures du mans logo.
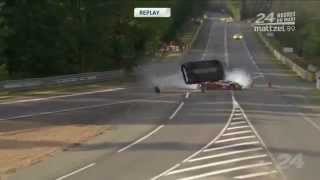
[253,11,296,32]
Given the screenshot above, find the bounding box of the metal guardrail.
[257,32,316,82]
[0,70,124,91]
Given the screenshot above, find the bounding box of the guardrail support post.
[316,71,320,89]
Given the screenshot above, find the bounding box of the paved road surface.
[4,12,320,180]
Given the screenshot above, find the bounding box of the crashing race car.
[181,60,225,84]
[200,80,242,92]
[181,60,242,92]
[232,33,243,40]
[153,60,242,93]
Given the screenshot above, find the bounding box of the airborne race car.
[181,60,242,92]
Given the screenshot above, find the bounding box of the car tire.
[154,86,161,93]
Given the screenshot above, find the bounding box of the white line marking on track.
[215,135,255,144]
[233,170,278,179]
[241,39,265,79]
[188,148,264,162]
[1,97,179,121]
[56,163,96,180]
[151,102,236,180]
[230,121,247,126]
[167,154,268,176]
[0,88,125,105]
[169,102,185,120]
[203,141,260,152]
[236,98,287,180]
[201,20,214,60]
[2,100,135,121]
[226,125,250,131]
[150,164,181,180]
[185,92,190,99]
[151,92,281,180]
[182,101,236,163]
[222,130,252,136]
[177,162,273,180]
[118,125,165,153]
[119,101,185,153]
[232,117,244,120]
[299,112,320,132]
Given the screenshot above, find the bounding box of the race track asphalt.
[5,11,320,180]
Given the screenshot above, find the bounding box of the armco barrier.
[0,70,124,91]
[258,33,315,82]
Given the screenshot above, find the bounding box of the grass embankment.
[226,0,241,21]
[0,64,8,81]
[263,35,317,69]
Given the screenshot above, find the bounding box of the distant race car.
[200,80,242,92]
[232,33,243,40]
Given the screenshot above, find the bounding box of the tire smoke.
[225,69,252,88]
[150,73,198,90]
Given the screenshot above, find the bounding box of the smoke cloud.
[150,73,198,90]
[225,69,252,88]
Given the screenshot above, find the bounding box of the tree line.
[271,0,320,63]
[238,0,320,66]
[0,0,205,80]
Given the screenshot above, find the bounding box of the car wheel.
[154,86,161,93]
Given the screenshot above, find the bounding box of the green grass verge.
[259,33,315,69]
[226,0,241,20]
[0,64,9,81]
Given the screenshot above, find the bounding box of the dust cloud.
[225,69,252,88]
[150,73,198,90]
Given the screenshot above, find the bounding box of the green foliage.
[302,22,320,58]
[270,1,320,64]
[0,0,204,79]
[226,0,241,20]
[0,63,8,80]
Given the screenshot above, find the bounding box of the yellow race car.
[232,33,243,40]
